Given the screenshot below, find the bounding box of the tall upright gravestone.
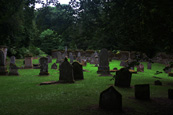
[69,52,74,63]
[10,56,15,64]
[97,48,111,76]
[0,50,8,75]
[24,56,33,69]
[72,62,84,80]
[39,57,49,75]
[56,52,62,63]
[59,58,74,83]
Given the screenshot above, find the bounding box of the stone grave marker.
[39,57,49,75]
[99,86,122,112]
[97,48,111,76]
[8,63,19,76]
[0,50,8,75]
[51,63,57,69]
[69,52,74,63]
[137,63,144,72]
[135,84,150,100]
[147,62,152,69]
[168,89,173,99]
[47,55,52,63]
[24,56,33,69]
[114,68,132,87]
[10,56,15,64]
[72,62,84,80]
[59,58,74,83]
[56,52,62,63]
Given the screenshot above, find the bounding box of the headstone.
[0,50,8,75]
[154,80,162,85]
[97,48,111,76]
[0,46,8,64]
[47,55,52,63]
[24,56,33,69]
[8,63,19,75]
[137,63,144,72]
[72,62,84,80]
[99,86,122,112]
[135,84,150,100]
[10,56,15,64]
[69,52,74,63]
[115,68,132,87]
[168,89,173,99]
[39,57,49,75]
[51,63,57,69]
[56,52,62,63]
[59,58,74,83]
[147,62,152,69]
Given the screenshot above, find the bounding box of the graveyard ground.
[0,59,173,115]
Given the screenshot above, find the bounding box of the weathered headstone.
[76,52,81,63]
[47,55,52,63]
[147,62,152,69]
[0,46,7,64]
[56,52,62,63]
[154,80,162,85]
[99,86,122,112]
[69,52,74,63]
[137,63,144,72]
[97,48,111,76]
[168,89,173,99]
[10,56,15,64]
[0,50,8,75]
[51,63,57,69]
[24,56,33,69]
[72,62,84,80]
[39,57,49,75]
[59,58,74,83]
[135,84,150,100]
[8,63,19,76]
[115,68,132,87]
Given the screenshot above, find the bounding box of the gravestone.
[10,56,15,64]
[99,86,122,112]
[137,63,144,72]
[154,80,162,85]
[147,62,152,69]
[168,89,173,99]
[59,58,74,83]
[39,57,49,75]
[114,68,132,87]
[8,63,19,76]
[24,56,33,69]
[51,63,57,69]
[0,50,8,75]
[56,52,62,63]
[47,55,52,63]
[72,62,84,80]
[97,48,111,76]
[77,52,81,63]
[135,84,150,100]
[90,53,95,64]
[0,46,7,64]
[69,52,74,63]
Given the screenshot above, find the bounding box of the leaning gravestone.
[69,52,74,63]
[97,48,111,76]
[59,58,74,83]
[24,56,33,69]
[72,62,84,80]
[8,63,19,76]
[99,86,122,112]
[168,89,173,99]
[39,57,49,75]
[0,50,8,75]
[51,63,57,69]
[137,63,144,72]
[10,56,15,64]
[135,84,150,100]
[115,68,132,87]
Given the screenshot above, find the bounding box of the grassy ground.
[0,59,173,115]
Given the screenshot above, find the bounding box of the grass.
[0,59,173,115]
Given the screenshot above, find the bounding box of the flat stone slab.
[40,81,58,85]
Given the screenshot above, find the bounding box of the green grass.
[0,59,173,115]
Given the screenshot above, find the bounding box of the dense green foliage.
[0,0,172,58]
[0,59,173,114]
